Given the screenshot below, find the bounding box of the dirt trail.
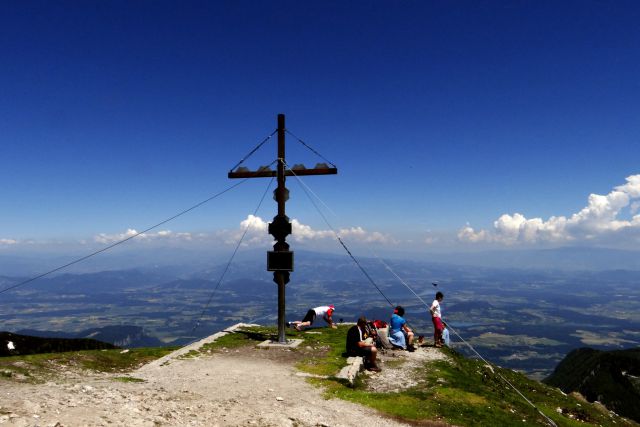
[1,326,448,427]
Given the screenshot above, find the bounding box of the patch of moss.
[112,376,146,383]
[294,326,350,376]
[79,347,179,372]
[2,326,634,427]
[303,340,633,427]
[193,325,351,376]
[0,346,178,383]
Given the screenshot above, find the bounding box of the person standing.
[290,305,336,331]
[346,316,381,372]
[430,292,445,347]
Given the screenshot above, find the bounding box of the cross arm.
[228,166,337,179]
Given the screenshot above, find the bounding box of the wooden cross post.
[228,114,337,343]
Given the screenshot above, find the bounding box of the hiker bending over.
[346,316,381,372]
[430,291,445,347]
[388,306,415,351]
[290,305,336,331]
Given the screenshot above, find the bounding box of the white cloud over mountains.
[231,215,391,245]
[94,229,193,244]
[93,215,392,247]
[458,174,640,245]
[12,175,640,251]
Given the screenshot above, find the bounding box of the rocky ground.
[1,327,449,427]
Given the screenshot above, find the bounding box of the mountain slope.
[16,325,164,348]
[1,331,116,356]
[544,347,640,422]
[3,324,637,426]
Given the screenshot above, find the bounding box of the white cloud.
[457,225,490,243]
[94,229,193,244]
[227,215,392,245]
[90,216,392,249]
[0,238,18,246]
[458,174,640,245]
[291,219,333,241]
[240,214,268,233]
[335,226,391,243]
[424,236,438,245]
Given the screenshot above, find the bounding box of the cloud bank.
[458,174,640,245]
[94,229,193,244]
[93,215,392,248]
[228,215,392,246]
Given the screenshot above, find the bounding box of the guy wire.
[285,163,558,427]
[0,178,251,295]
[191,174,275,334]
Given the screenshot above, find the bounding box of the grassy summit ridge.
[1,325,637,426]
[1,331,117,357]
[171,325,638,426]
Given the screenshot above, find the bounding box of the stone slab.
[257,339,304,348]
[336,356,364,386]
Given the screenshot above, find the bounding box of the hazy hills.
[15,325,164,348]
[2,248,640,380]
[421,246,640,271]
[2,246,640,277]
[0,331,116,356]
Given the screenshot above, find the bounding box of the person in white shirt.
[289,305,336,331]
[430,292,445,347]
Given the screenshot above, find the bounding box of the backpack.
[367,320,393,349]
[372,319,387,329]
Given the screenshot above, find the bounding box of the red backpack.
[372,319,387,329]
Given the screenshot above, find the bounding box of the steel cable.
[191,174,275,333]
[0,179,250,295]
[285,163,558,427]
[285,129,338,168]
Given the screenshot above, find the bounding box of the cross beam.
[228,114,337,343]
[228,167,337,179]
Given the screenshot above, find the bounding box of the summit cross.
[228,114,337,343]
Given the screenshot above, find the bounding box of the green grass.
[193,325,635,426]
[292,327,349,376]
[180,325,349,377]
[0,346,178,383]
[112,376,146,383]
[231,325,633,427]
[1,326,636,427]
[79,347,179,372]
[179,326,280,358]
[313,344,635,427]
[184,325,350,376]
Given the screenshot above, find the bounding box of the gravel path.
[1,326,449,426]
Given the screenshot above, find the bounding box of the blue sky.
[1,1,640,256]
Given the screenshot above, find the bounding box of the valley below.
[2,252,640,380]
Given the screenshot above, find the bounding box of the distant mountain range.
[544,347,640,422]
[2,246,640,277]
[2,249,640,381]
[1,331,116,356]
[16,325,164,348]
[409,246,640,271]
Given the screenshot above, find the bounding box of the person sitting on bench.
[346,316,381,372]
